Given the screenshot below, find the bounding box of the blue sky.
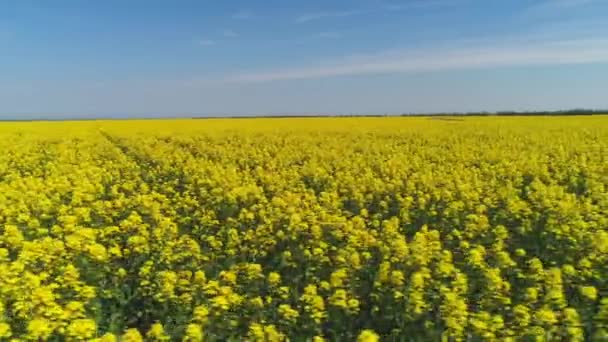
[1,0,608,118]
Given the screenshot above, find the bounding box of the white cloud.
[223,30,239,38]
[221,37,608,83]
[198,39,216,46]
[539,0,597,9]
[523,0,600,16]
[318,32,343,39]
[295,10,364,23]
[232,11,255,19]
[295,0,461,23]
[384,0,465,11]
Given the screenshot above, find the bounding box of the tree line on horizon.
[2,109,607,122]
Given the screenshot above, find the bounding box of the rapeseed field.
[0,116,606,341]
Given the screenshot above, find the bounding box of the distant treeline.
[194,109,608,119]
[2,109,607,122]
[407,109,608,117]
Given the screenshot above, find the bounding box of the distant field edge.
[192,112,608,120]
[1,111,607,122]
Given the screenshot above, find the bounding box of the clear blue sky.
[1,0,608,118]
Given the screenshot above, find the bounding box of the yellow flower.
[579,286,598,301]
[64,300,86,317]
[193,271,207,285]
[108,245,123,257]
[183,323,203,342]
[390,270,404,287]
[250,296,264,308]
[534,308,557,326]
[0,323,11,339]
[248,323,265,341]
[278,286,290,299]
[244,263,263,279]
[329,289,348,309]
[263,325,284,342]
[66,319,96,339]
[192,305,210,323]
[348,298,360,313]
[147,322,170,341]
[32,287,55,306]
[248,323,284,341]
[121,328,144,342]
[268,272,281,286]
[357,329,380,342]
[330,269,348,288]
[220,270,237,285]
[88,243,108,261]
[26,318,54,340]
[278,304,299,323]
[98,332,118,342]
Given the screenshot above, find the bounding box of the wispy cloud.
[384,0,465,11]
[523,0,600,16]
[295,10,364,23]
[536,0,597,9]
[196,30,237,47]
[198,39,216,46]
[232,11,255,20]
[223,29,239,38]
[318,32,343,39]
[220,37,608,83]
[296,0,459,23]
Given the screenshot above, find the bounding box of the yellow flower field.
[0,116,607,341]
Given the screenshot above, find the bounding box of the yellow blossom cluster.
[0,116,607,340]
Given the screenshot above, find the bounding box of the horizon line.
[1,109,607,122]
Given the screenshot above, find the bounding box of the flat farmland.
[0,116,607,340]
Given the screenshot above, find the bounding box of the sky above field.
[1,0,608,118]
